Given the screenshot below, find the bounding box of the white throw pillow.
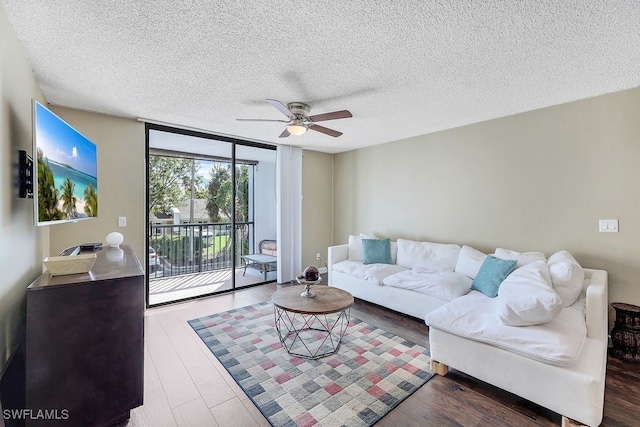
[390,240,398,263]
[547,250,579,265]
[494,247,546,268]
[496,261,563,326]
[396,239,461,271]
[347,234,372,262]
[547,250,585,308]
[454,245,487,279]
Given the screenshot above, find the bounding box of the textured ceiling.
[3,1,640,153]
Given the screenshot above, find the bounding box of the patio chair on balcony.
[241,239,277,281]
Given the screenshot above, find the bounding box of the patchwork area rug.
[188,301,434,427]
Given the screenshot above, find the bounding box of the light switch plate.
[118,216,127,227]
[599,219,618,232]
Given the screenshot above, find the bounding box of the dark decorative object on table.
[297,266,321,298]
[611,302,640,362]
[303,266,319,281]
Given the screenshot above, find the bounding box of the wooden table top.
[272,285,354,315]
[28,245,143,290]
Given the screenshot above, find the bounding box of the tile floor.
[129,284,277,426]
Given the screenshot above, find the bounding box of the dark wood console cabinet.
[26,245,144,426]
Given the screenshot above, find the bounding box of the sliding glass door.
[145,125,276,306]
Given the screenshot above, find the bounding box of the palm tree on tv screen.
[37,148,62,221]
[60,178,77,219]
[84,182,98,217]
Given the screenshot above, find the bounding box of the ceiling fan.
[237,99,352,138]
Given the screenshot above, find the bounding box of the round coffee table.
[272,286,354,359]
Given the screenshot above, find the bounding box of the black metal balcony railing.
[149,222,253,278]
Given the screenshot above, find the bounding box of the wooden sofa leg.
[561,416,587,427]
[430,359,449,376]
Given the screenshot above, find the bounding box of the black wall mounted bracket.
[18,150,33,199]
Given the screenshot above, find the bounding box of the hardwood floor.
[133,281,639,427]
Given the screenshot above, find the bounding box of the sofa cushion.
[362,238,393,265]
[332,260,407,285]
[547,250,585,307]
[259,240,277,256]
[396,239,461,271]
[347,234,373,262]
[383,269,472,301]
[471,256,517,298]
[390,240,398,263]
[496,261,563,326]
[455,245,487,279]
[425,290,587,366]
[494,247,546,268]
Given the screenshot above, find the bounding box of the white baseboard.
[318,267,328,274]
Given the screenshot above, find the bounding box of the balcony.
[148,222,274,305]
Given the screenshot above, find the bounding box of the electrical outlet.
[316,253,321,261]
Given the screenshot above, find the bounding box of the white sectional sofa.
[328,235,608,427]
[328,235,470,318]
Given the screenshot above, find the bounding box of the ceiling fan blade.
[308,124,342,137]
[308,110,352,122]
[236,118,289,122]
[279,128,291,138]
[266,99,293,117]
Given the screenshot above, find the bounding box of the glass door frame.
[144,123,276,308]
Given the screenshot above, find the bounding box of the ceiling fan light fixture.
[286,123,307,136]
[238,99,351,138]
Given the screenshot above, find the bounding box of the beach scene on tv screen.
[35,103,98,222]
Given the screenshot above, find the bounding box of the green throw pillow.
[471,255,517,298]
[362,238,393,265]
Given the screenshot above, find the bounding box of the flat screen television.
[32,100,98,226]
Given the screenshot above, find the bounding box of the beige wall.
[49,107,146,264]
[334,87,640,322]
[302,150,333,271]
[0,6,48,373]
